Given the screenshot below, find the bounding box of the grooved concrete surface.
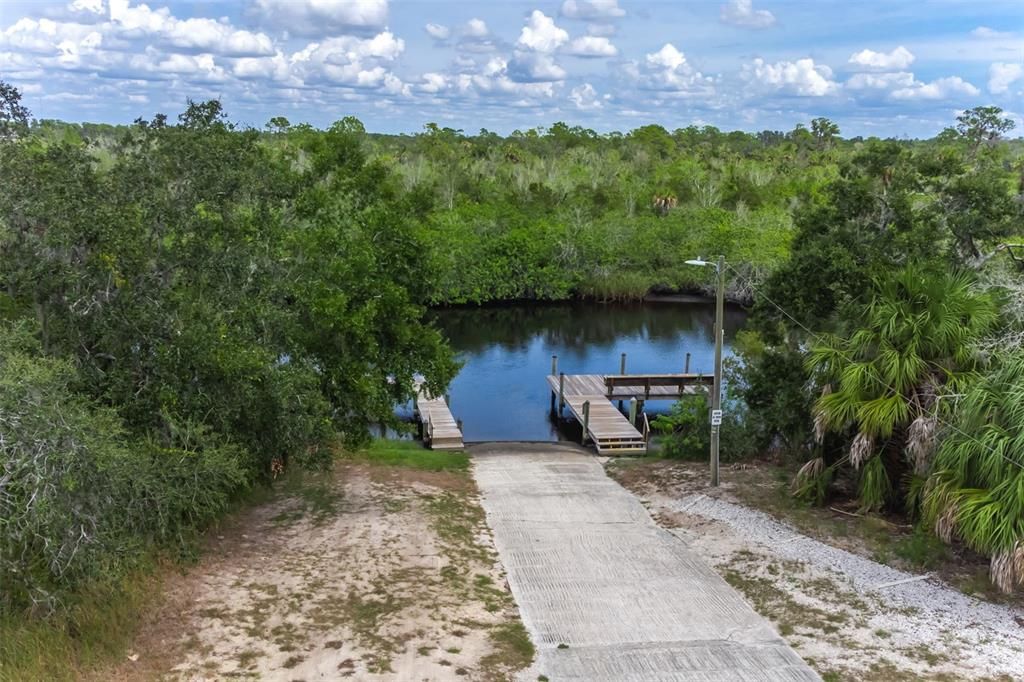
[471,444,820,681]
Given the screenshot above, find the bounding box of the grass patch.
[0,564,161,682]
[481,622,535,675]
[342,439,469,473]
[272,469,342,526]
[721,556,863,640]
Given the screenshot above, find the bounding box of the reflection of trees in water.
[430,302,748,354]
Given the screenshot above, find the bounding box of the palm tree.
[924,354,1024,592]
[799,268,997,511]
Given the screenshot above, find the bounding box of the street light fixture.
[686,255,724,487]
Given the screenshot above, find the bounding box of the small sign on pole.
[710,409,723,426]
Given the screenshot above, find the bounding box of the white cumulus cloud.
[743,57,838,96]
[971,26,1014,39]
[891,75,979,101]
[464,18,489,38]
[646,43,686,70]
[508,52,566,82]
[517,11,568,53]
[456,18,497,52]
[290,31,406,92]
[845,71,915,91]
[635,43,715,94]
[569,82,604,109]
[425,23,449,41]
[560,0,625,20]
[720,0,776,29]
[565,36,617,57]
[848,46,915,71]
[251,0,388,38]
[988,62,1023,95]
[68,0,105,14]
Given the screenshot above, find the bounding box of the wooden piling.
[629,397,637,426]
[551,354,558,375]
[582,400,590,445]
[558,372,566,415]
[685,352,691,373]
[620,352,627,375]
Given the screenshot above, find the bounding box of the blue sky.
[1,0,1021,137]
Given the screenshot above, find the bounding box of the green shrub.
[0,326,251,615]
[652,394,756,462]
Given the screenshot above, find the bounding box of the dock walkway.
[414,382,463,450]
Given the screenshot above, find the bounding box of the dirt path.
[98,455,532,681]
[472,443,819,681]
[609,460,1024,682]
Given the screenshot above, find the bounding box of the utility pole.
[685,254,726,488]
[710,255,724,487]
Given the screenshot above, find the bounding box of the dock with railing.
[546,354,713,455]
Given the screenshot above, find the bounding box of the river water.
[426,300,747,442]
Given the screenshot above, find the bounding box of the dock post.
[558,372,566,415]
[550,357,559,413]
[582,400,590,445]
[629,397,637,426]
[685,352,691,373]
[618,353,627,409]
[445,393,451,408]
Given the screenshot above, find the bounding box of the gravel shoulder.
[95,452,532,681]
[608,459,1024,682]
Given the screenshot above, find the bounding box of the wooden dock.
[414,382,463,450]
[549,373,713,402]
[546,372,713,456]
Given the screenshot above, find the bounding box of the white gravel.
[667,493,1024,679]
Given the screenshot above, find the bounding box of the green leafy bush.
[0,325,251,614]
[652,393,756,462]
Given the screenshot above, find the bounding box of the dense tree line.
[0,87,456,615]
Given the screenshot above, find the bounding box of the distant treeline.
[32,113,1022,305]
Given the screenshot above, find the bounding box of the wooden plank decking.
[545,372,713,455]
[414,382,463,450]
[544,375,644,455]
[562,394,647,455]
[546,374,712,401]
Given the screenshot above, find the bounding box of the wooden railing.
[604,373,713,398]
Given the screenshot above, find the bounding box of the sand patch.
[99,459,531,681]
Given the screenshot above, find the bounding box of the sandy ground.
[472,443,819,681]
[610,460,1024,682]
[98,460,530,681]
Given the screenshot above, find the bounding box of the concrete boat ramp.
[472,443,820,681]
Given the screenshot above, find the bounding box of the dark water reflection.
[424,301,747,442]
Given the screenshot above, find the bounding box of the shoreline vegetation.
[1,77,1023,678]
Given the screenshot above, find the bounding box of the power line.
[725,262,1024,473]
